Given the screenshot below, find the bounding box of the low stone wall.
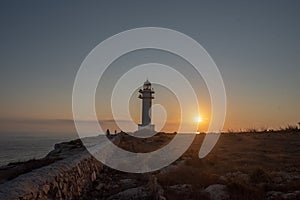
[0,136,121,200]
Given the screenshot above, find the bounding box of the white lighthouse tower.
[138,80,155,131]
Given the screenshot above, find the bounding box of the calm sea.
[0,132,78,167]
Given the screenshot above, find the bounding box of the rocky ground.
[1,131,300,199]
[81,131,300,200]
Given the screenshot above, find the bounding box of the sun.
[194,116,203,123]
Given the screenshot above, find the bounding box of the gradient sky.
[0,1,299,133]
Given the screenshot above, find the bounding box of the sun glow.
[194,116,203,123]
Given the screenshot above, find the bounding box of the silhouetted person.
[114,130,117,134]
[106,129,110,136]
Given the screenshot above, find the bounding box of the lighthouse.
[138,80,155,131]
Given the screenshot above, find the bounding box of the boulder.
[169,184,192,194]
[204,184,229,200]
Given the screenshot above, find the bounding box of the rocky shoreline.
[0,139,86,184]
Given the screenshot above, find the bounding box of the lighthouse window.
[144,84,150,89]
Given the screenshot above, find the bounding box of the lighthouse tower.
[138,80,155,131]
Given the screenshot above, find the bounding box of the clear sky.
[0,1,299,133]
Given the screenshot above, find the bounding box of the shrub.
[249,168,270,184]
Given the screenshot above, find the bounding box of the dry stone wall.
[0,136,121,200]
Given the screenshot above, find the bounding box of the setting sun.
[194,116,203,123]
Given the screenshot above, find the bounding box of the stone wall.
[0,136,121,200]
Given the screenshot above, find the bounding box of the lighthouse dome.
[144,79,151,85]
[143,79,151,90]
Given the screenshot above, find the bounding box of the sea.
[0,131,79,167]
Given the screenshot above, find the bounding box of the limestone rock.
[96,183,105,191]
[169,184,192,194]
[107,186,150,200]
[204,184,229,200]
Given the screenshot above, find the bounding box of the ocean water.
[0,132,78,167]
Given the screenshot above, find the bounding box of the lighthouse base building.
[138,124,155,132]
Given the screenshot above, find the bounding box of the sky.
[0,1,299,133]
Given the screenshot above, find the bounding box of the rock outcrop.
[204,184,229,200]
